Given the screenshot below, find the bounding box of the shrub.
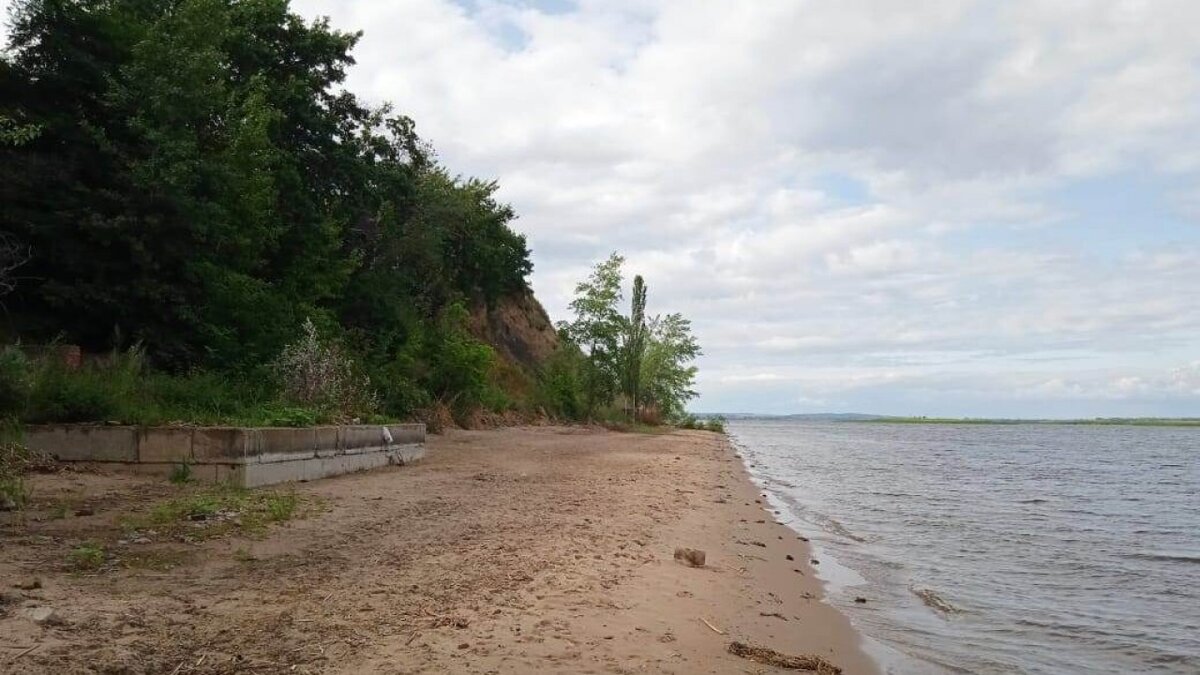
[0,346,30,417]
[273,319,378,420]
[24,347,145,423]
[534,348,585,420]
[377,370,431,419]
[169,462,192,484]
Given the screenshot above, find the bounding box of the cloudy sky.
[10,1,1200,417]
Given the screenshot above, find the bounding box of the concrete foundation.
[23,423,426,488]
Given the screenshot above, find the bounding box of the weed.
[0,475,26,510]
[169,462,193,484]
[126,485,308,541]
[264,491,297,522]
[67,542,106,571]
[48,501,69,520]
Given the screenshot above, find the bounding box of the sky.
[7,1,1200,417]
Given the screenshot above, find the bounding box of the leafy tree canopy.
[0,0,531,379]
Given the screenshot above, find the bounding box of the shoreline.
[1,425,876,673]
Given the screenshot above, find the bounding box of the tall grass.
[2,344,333,427]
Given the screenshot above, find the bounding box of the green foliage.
[556,254,702,424]
[169,462,193,485]
[679,415,726,433]
[0,474,27,510]
[273,318,378,420]
[622,275,648,417]
[0,346,31,417]
[13,346,324,426]
[640,313,701,421]
[0,0,534,416]
[534,344,586,419]
[68,542,106,571]
[130,484,307,539]
[559,253,626,416]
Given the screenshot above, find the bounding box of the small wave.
[1126,552,1200,564]
[1018,498,1050,504]
[912,587,958,614]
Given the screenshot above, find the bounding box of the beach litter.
[673,547,706,567]
[727,641,842,674]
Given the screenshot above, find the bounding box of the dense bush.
[534,345,586,420]
[7,346,323,426]
[273,319,378,419]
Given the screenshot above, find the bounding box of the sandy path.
[1,426,875,674]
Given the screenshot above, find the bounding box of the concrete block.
[24,425,137,462]
[137,427,194,463]
[392,443,426,465]
[257,428,317,458]
[193,428,257,462]
[386,423,426,445]
[314,426,339,453]
[340,425,389,450]
[240,450,393,488]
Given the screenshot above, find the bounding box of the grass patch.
[67,542,106,571]
[123,484,313,541]
[47,500,69,520]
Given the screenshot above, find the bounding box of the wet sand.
[1,426,875,673]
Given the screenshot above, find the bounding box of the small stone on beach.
[673,547,706,568]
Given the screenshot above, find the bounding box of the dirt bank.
[0,426,875,674]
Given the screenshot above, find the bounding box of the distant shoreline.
[702,414,1200,427]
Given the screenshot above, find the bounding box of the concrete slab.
[23,423,425,488]
[138,427,194,463]
[193,428,257,462]
[24,425,138,462]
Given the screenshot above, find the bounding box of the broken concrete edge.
[21,423,426,466]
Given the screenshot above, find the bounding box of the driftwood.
[727,641,842,674]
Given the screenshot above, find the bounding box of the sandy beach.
[1,426,875,674]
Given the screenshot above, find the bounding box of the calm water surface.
[728,420,1200,674]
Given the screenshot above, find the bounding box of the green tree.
[640,313,701,421]
[621,275,648,419]
[559,253,624,417]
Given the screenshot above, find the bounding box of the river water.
[728,420,1200,674]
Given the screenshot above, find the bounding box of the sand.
[0,426,876,674]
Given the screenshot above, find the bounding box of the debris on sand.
[673,547,706,567]
[727,641,842,673]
